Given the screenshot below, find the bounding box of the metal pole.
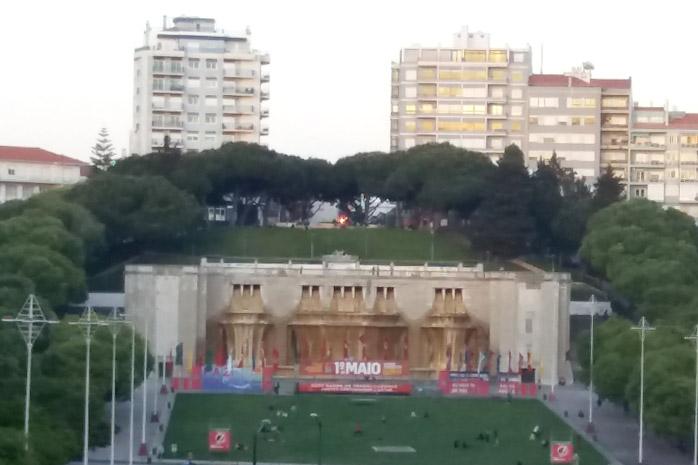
[252,431,257,465]
[318,420,322,465]
[141,315,148,453]
[589,295,595,428]
[152,356,158,420]
[685,325,698,465]
[83,321,92,465]
[4,295,58,453]
[632,317,655,464]
[110,330,117,465]
[129,323,135,465]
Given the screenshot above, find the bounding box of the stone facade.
[125,256,572,385]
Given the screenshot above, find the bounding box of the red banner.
[440,371,490,396]
[298,382,412,394]
[208,429,231,452]
[300,360,407,377]
[496,376,537,397]
[550,441,574,463]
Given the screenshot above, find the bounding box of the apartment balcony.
[222,105,256,115]
[630,142,665,151]
[152,120,183,130]
[222,86,255,97]
[260,53,270,65]
[153,83,185,93]
[261,90,270,100]
[601,125,629,131]
[261,73,270,83]
[224,68,256,79]
[222,123,255,132]
[152,102,183,112]
[152,64,184,75]
[261,127,269,136]
[260,109,269,118]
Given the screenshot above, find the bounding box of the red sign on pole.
[208,429,231,452]
[550,441,574,463]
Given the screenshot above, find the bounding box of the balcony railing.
[261,109,269,117]
[261,127,269,135]
[153,83,185,92]
[223,68,256,78]
[261,73,270,82]
[222,105,255,114]
[223,86,255,95]
[152,64,184,74]
[260,53,270,64]
[261,91,270,100]
[152,102,183,111]
[223,123,255,131]
[152,120,183,128]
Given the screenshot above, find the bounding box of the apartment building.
[129,16,270,155]
[527,72,631,182]
[629,106,698,216]
[390,28,532,161]
[0,146,88,203]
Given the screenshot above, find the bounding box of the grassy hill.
[191,227,473,263]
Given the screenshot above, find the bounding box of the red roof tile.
[0,146,87,165]
[528,74,631,89]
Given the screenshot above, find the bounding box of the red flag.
[343,339,349,358]
[508,351,512,373]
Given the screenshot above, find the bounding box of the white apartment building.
[0,146,88,203]
[390,28,532,162]
[129,16,270,155]
[629,106,698,216]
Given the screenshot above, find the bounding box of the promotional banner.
[208,429,231,452]
[298,382,412,394]
[300,360,407,377]
[441,372,490,396]
[202,366,263,393]
[497,375,521,395]
[550,441,575,463]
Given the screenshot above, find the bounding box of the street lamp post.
[587,295,596,433]
[105,307,128,465]
[685,325,698,465]
[69,307,108,465]
[1,295,57,451]
[128,319,136,465]
[139,314,149,457]
[631,316,655,464]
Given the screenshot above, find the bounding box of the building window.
[206,59,217,69]
[567,97,596,108]
[186,132,199,142]
[187,95,199,105]
[513,52,525,63]
[187,77,200,88]
[187,113,199,123]
[205,113,216,123]
[8,168,15,175]
[510,105,522,116]
[404,69,417,81]
[525,318,533,334]
[188,59,200,69]
[204,131,216,141]
[511,88,522,99]
[205,77,218,88]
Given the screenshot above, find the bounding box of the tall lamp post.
[631,316,655,464]
[685,325,698,465]
[127,318,136,465]
[310,412,322,465]
[587,294,597,433]
[105,307,128,465]
[139,314,150,457]
[69,307,108,465]
[1,294,57,451]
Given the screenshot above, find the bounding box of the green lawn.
[192,227,473,263]
[164,394,606,465]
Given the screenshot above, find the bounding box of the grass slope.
[193,227,473,263]
[164,394,605,465]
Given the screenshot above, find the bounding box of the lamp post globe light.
[631,316,655,464]
[1,294,58,451]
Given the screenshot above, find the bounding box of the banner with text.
[297,382,412,394]
[440,371,490,396]
[300,360,407,377]
[208,429,231,452]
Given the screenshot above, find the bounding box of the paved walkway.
[68,373,175,464]
[545,383,692,465]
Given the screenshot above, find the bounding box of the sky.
[2,0,697,162]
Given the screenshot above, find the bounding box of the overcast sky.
[2,0,696,162]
